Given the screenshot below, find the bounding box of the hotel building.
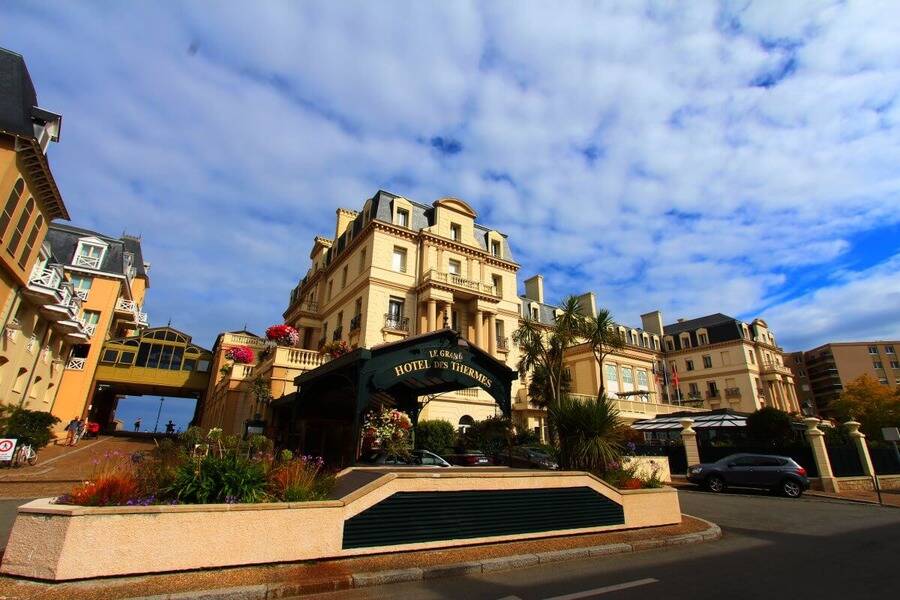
[0,48,83,412]
[795,341,900,416]
[201,191,523,434]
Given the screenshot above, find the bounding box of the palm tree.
[549,393,622,473]
[580,308,625,399]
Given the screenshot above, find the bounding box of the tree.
[579,308,625,399]
[3,408,61,448]
[549,394,622,472]
[414,420,456,455]
[527,363,571,409]
[830,374,900,439]
[746,406,794,444]
[248,376,273,419]
[463,416,514,458]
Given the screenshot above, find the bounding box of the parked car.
[687,453,810,498]
[445,451,492,466]
[359,449,451,467]
[507,446,559,470]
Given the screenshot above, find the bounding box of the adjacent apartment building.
[46,223,150,429]
[0,47,84,412]
[794,341,900,415]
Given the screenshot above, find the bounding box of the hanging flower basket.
[265,324,300,347]
[225,345,255,364]
[362,408,413,454]
[320,340,350,359]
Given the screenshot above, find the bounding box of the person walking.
[165,420,176,436]
[64,417,79,446]
[133,417,142,432]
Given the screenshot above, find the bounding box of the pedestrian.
[64,417,79,446]
[133,417,142,432]
[73,418,87,446]
[165,420,175,436]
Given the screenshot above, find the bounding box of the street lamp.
[154,397,164,433]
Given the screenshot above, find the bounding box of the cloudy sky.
[4,0,900,354]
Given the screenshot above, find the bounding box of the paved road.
[0,498,34,549]
[306,489,900,599]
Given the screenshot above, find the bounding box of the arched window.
[458,415,475,433]
[19,214,44,268]
[7,197,34,256]
[12,367,28,394]
[44,382,56,405]
[0,179,24,240]
[28,376,42,400]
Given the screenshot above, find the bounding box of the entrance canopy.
[271,329,517,465]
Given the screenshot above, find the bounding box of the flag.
[671,363,679,389]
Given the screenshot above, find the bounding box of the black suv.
[687,453,810,498]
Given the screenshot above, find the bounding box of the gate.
[870,446,900,475]
[825,444,864,477]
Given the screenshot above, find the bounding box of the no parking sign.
[0,439,17,461]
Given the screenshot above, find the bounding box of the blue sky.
[3,1,900,352]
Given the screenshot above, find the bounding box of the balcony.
[706,390,721,400]
[66,357,86,371]
[25,265,64,303]
[350,314,361,332]
[74,288,89,301]
[760,359,792,379]
[422,269,499,298]
[567,393,705,420]
[384,314,410,332]
[332,327,343,341]
[725,387,741,399]
[115,298,149,328]
[258,346,330,373]
[73,254,101,269]
[497,336,509,352]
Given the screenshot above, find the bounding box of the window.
[708,381,719,396]
[197,359,210,372]
[680,334,691,348]
[748,351,755,364]
[492,274,502,295]
[82,310,101,326]
[685,359,694,371]
[458,415,474,433]
[0,179,24,240]
[495,319,504,344]
[636,370,649,389]
[341,265,348,288]
[354,298,362,318]
[491,240,501,257]
[101,349,118,364]
[392,246,407,272]
[698,333,708,345]
[868,346,878,354]
[18,215,43,268]
[654,338,660,350]
[74,239,106,269]
[621,367,634,390]
[885,345,895,354]
[359,248,367,274]
[874,361,883,369]
[665,339,674,351]
[702,355,712,369]
[395,208,409,228]
[605,364,618,382]
[71,275,93,291]
[119,351,135,365]
[448,259,461,275]
[327,280,333,301]
[450,223,461,241]
[7,197,34,256]
[891,361,900,369]
[720,351,731,366]
[689,382,699,395]
[388,297,404,318]
[879,378,889,385]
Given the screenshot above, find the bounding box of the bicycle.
[12,443,37,467]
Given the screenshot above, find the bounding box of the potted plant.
[265,324,300,347]
[224,345,255,364]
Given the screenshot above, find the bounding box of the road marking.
[542,578,659,599]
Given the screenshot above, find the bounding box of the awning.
[631,411,749,431]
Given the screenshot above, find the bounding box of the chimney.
[641,310,664,336]
[334,208,358,240]
[523,274,544,304]
[575,292,597,318]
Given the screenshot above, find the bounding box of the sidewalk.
[806,488,900,508]
[0,515,720,600]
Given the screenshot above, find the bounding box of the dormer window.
[450,223,461,241]
[491,240,501,257]
[395,208,409,228]
[74,237,108,270]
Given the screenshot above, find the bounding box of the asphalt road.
[306,489,900,600]
[0,498,33,549]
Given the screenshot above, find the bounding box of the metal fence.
[870,446,900,475]
[697,444,819,478]
[825,444,864,477]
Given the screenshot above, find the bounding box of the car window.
[754,457,785,467]
[419,454,437,465]
[729,456,756,466]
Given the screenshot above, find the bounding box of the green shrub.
[464,416,514,457]
[165,454,268,504]
[549,394,622,473]
[3,408,60,448]
[746,407,794,444]
[414,420,456,455]
[513,428,539,446]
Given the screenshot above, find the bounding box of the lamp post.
[154,397,164,433]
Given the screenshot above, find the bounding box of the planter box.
[1,470,681,581]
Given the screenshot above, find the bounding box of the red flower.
[225,345,255,364]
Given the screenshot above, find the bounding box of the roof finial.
[167,317,172,328]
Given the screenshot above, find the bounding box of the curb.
[122,516,721,600]
[804,491,900,509]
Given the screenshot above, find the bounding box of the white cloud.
[3,0,900,348]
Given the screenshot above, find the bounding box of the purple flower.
[224,495,239,504]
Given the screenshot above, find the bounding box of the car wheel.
[781,479,802,498]
[706,475,726,493]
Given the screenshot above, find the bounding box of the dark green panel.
[342,486,624,549]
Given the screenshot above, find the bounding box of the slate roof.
[663,313,736,336]
[46,223,148,279]
[518,295,559,326]
[663,313,745,350]
[0,48,38,139]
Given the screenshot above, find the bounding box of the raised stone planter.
[1,470,682,581]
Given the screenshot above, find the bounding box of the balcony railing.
[760,359,792,376]
[116,298,137,312]
[332,327,343,341]
[725,387,741,399]
[28,265,63,291]
[296,300,319,313]
[422,269,498,297]
[497,336,509,351]
[66,357,86,371]
[83,323,96,337]
[350,314,361,332]
[706,390,721,399]
[384,314,409,332]
[567,394,705,417]
[260,346,330,371]
[74,254,102,269]
[74,288,89,301]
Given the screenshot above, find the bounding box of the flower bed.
[54,428,333,507]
